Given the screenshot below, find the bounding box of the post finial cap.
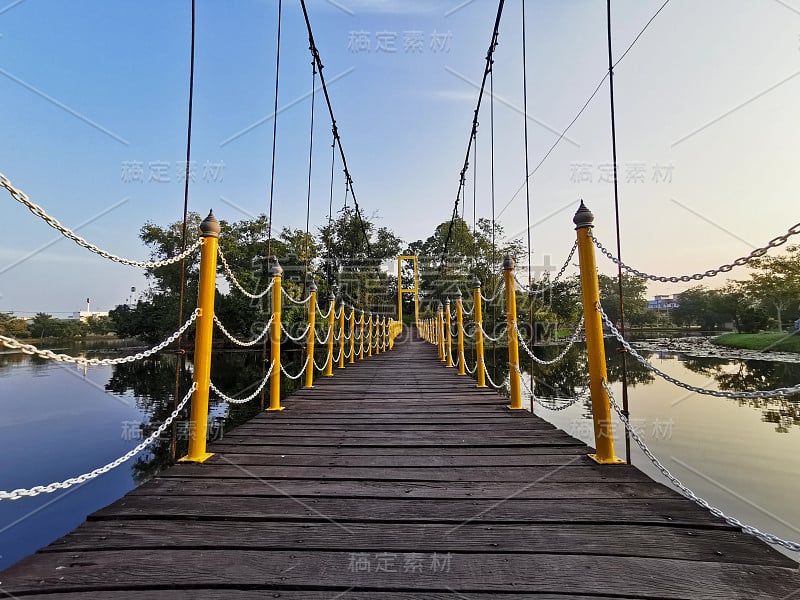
[307,279,317,293]
[455,290,462,298]
[200,210,221,238]
[270,257,283,277]
[328,292,336,302]
[472,275,481,289]
[503,255,514,270]
[445,297,451,305]
[573,200,595,229]
[437,301,443,310]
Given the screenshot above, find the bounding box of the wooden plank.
[204,444,590,456]
[3,549,799,599]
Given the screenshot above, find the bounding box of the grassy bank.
[713,332,800,353]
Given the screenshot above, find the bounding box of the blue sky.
[1,0,799,314]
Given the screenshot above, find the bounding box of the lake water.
[0,335,798,570]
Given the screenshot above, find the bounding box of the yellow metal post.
[368,312,373,357]
[574,201,625,465]
[349,306,356,364]
[375,315,381,355]
[473,276,487,388]
[338,302,346,369]
[268,258,284,411]
[504,257,523,410]
[436,302,445,361]
[181,211,219,463]
[359,310,365,360]
[456,291,466,375]
[304,281,317,389]
[325,293,335,376]
[445,298,454,368]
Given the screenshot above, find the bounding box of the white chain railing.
[480,357,509,390]
[479,286,505,305]
[280,357,310,380]
[280,322,311,343]
[2,173,204,268]
[317,304,333,319]
[464,359,477,375]
[599,305,800,399]
[313,355,329,373]
[515,365,587,411]
[210,362,274,404]
[514,240,578,295]
[0,383,196,500]
[213,314,272,347]
[515,316,584,366]
[315,327,332,345]
[217,248,275,299]
[477,323,507,343]
[1,310,199,366]
[281,288,312,306]
[603,381,800,552]
[591,225,800,283]
[333,349,342,364]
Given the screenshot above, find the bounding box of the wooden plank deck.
[2,330,798,599]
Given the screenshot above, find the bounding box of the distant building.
[68,311,109,322]
[647,295,679,311]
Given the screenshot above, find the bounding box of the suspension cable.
[521,0,535,405]
[299,0,372,255]
[303,58,317,294]
[171,0,196,462]
[440,0,505,267]
[606,0,631,464]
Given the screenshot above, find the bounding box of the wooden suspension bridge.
[1,328,798,599]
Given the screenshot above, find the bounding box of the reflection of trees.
[107,349,307,483]
[679,357,800,432]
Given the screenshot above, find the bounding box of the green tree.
[597,273,648,325]
[738,246,800,331]
[0,313,29,337]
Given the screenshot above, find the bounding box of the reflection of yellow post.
[473,276,486,388]
[504,257,523,410]
[304,281,317,389]
[445,298,453,368]
[338,301,345,369]
[182,211,219,463]
[456,291,466,375]
[359,310,365,360]
[268,259,284,411]
[575,201,625,465]
[325,293,335,376]
[348,306,355,364]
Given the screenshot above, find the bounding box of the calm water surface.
[0,336,798,569]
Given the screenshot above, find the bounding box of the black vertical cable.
[327,135,336,288]
[303,61,317,296]
[489,65,497,379]
[171,0,195,462]
[521,0,535,409]
[262,0,282,411]
[606,0,631,463]
[265,0,282,262]
[472,131,478,273]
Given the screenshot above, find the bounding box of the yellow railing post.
[368,312,374,357]
[382,317,387,353]
[437,302,445,361]
[473,276,487,388]
[456,290,466,375]
[504,256,523,410]
[445,298,454,368]
[574,201,624,465]
[304,280,317,389]
[338,302,346,369]
[268,258,284,411]
[181,211,219,463]
[349,306,356,363]
[375,314,381,355]
[325,293,335,376]
[359,310,365,360]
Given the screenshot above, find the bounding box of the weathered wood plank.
[3,549,799,599]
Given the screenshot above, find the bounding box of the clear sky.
[1,0,799,314]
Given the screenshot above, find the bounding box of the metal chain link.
[333,349,342,364]
[280,322,311,343]
[477,323,507,343]
[479,286,505,305]
[599,305,800,399]
[217,247,275,299]
[2,173,204,268]
[515,316,584,366]
[1,310,199,366]
[514,241,578,295]
[480,356,509,390]
[591,225,800,283]
[280,357,310,380]
[315,327,332,345]
[514,364,587,411]
[464,359,477,375]
[313,355,328,373]
[210,362,275,404]
[281,287,312,306]
[317,304,333,319]
[0,383,196,501]
[603,381,800,552]
[213,314,272,347]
